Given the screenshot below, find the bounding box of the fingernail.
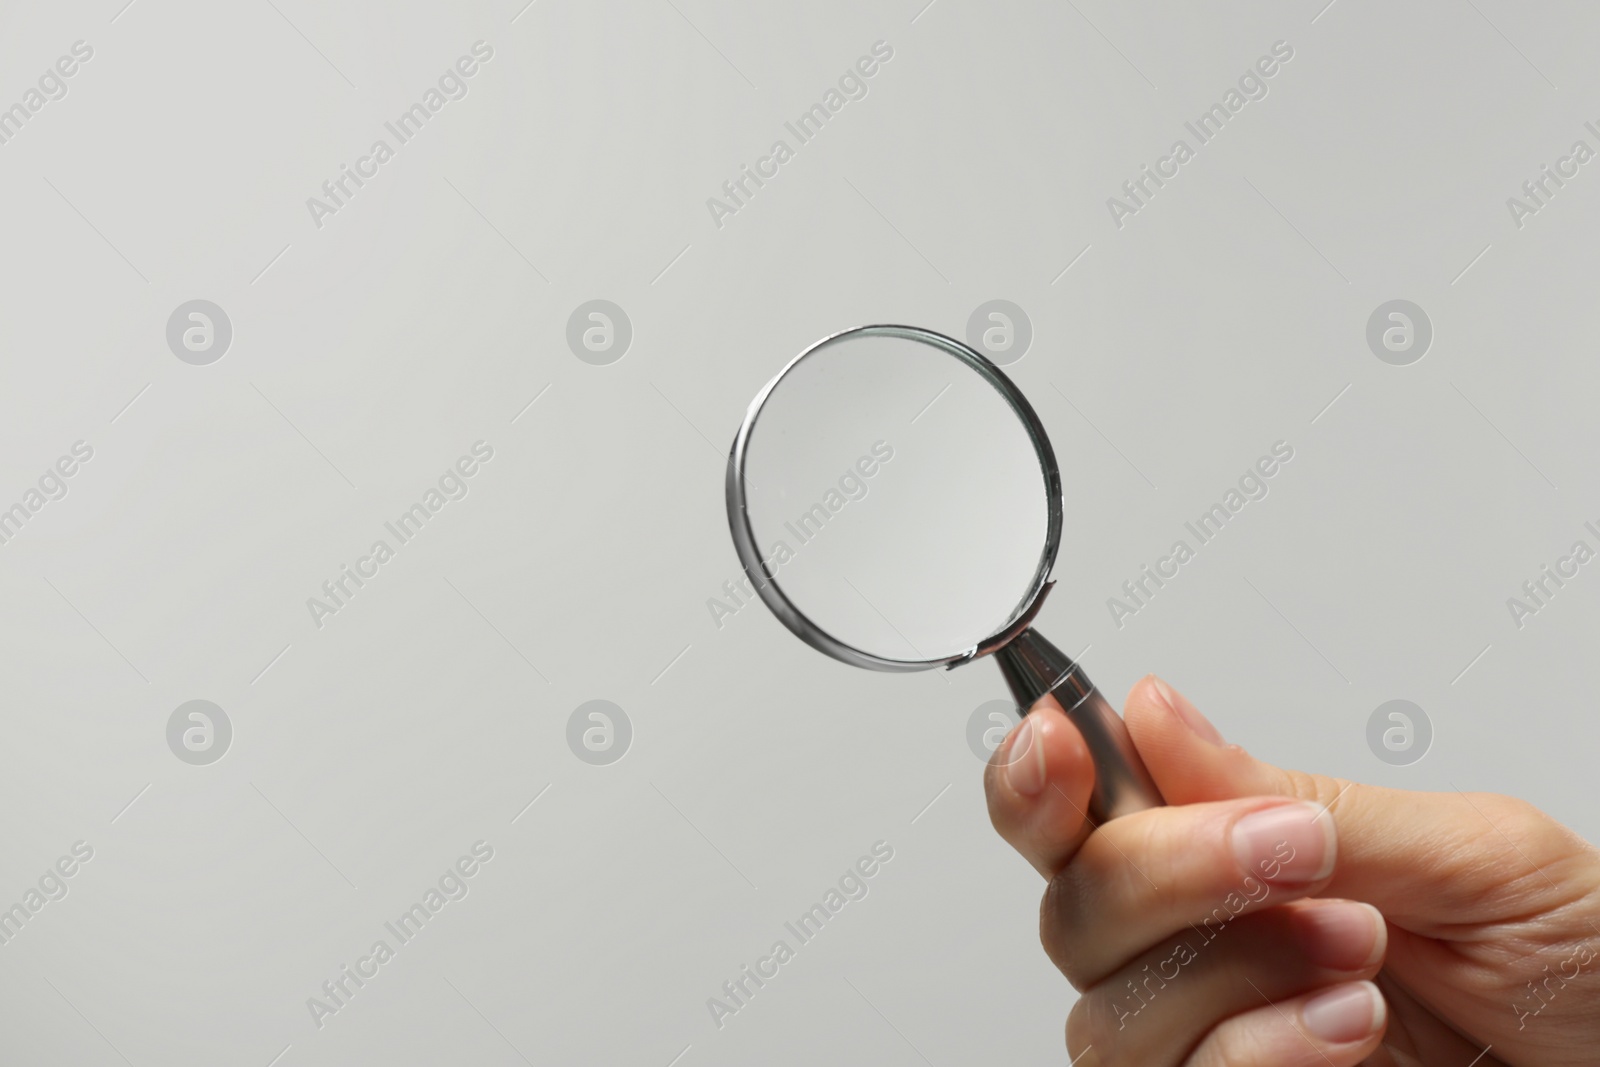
[1301,981,1385,1044]
[1294,901,1386,972]
[1004,716,1046,797]
[1231,801,1336,884]
[1151,675,1224,745]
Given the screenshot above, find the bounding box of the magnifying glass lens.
[742,331,1050,661]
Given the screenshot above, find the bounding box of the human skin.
[982,675,1600,1066]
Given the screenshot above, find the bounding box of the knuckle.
[1466,792,1590,884]
[1065,988,1118,1064]
[1470,790,1541,829]
[1040,874,1095,987]
[1277,765,1346,810]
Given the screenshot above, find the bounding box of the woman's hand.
[983,675,1600,1066]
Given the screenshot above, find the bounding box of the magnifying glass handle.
[994,629,1165,823]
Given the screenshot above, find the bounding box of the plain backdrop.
[0,0,1597,1063]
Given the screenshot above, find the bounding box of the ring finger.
[1180,981,1388,1067]
[1065,899,1387,1067]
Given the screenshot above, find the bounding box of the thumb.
[1121,674,1584,932]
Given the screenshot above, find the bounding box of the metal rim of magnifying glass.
[725,324,1065,674]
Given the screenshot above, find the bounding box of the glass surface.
[741,332,1052,661]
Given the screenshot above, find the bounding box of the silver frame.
[724,324,1065,673]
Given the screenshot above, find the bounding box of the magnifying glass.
[725,324,1164,823]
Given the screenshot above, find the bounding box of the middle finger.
[1041,796,1336,987]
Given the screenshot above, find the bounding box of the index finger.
[983,695,1098,879]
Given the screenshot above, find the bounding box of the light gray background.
[1,0,1596,1063]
